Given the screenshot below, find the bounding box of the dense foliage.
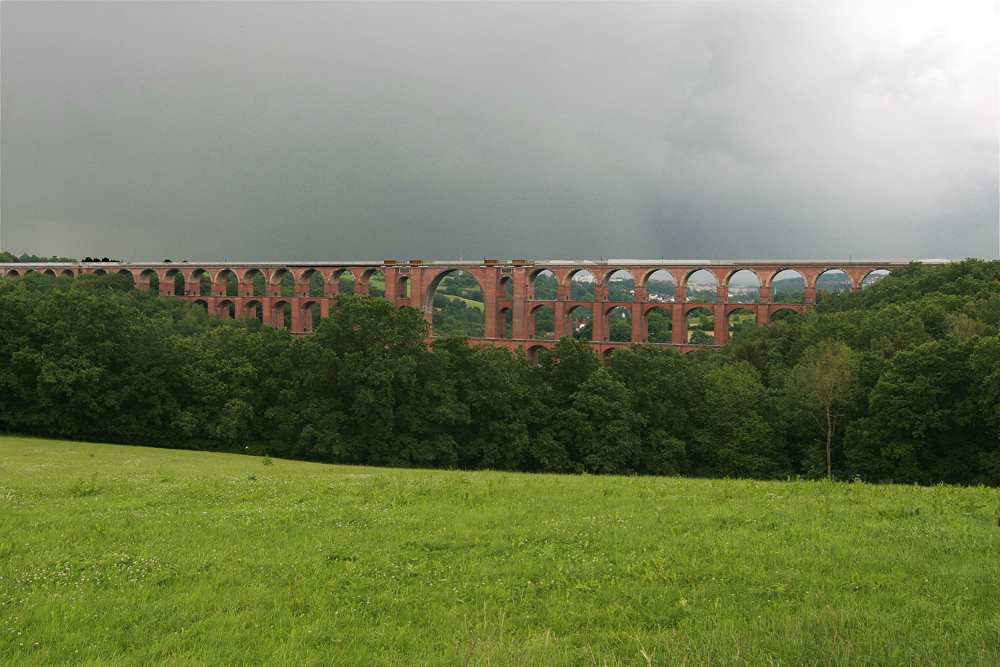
[0,251,77,263]
[1,260,997,484]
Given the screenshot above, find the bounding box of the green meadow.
[1,436,997,666]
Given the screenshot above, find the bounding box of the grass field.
[1,436,997,666]
[441,294,486,311]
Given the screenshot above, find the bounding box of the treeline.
[0,251,77,263]
[0,260,997,485]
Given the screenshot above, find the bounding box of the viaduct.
[2,259,926,355]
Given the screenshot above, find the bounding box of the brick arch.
[331,268,356,296]
[528,302,556,340]
[726,306,757,340]
[860,267,893,289]
[298,299,322,332]
[722,267,761,284]
[563,267,596,286]
[724,303,758,318]
[136,268,159,291]
[679,268,721,304]
[768,307,801,323]
[769,267,807,285]
[395,274,411,299]
[294,267,319,285]
[604,303,633,342]
[603,268,636,304]
[642,304,673,344]
[526,344,548,364]
[420,268,483,313]
[299,267,323,284]
[678,268,703,288]
[242,299,264,320]
[758,267,790,289]
[527,266,554,283]
[598,267,635,286]
[527,267,558,301]
[598,302,627,318]
[814,268,852,296]
[332,268,355,281]
[271,299,291,329]
[566,303,594,340]
[684,305,715,345]
[241,267,264,284]
[269,268,294,284]
[497,274,513,299]
[360,268,386,297]
[494,306,513,339]
[637,267,677,287]
[217,300,236,320]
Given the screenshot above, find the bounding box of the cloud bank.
[2,1,996,261]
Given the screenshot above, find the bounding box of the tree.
[536,337,599,404]
[569,367,642,474]
[845,338,996,485]
[606,345,697,475]
[314,295,429,359]
[692,361,786,479]
[782,340,860,477]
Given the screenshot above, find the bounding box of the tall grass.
[1,436,997,665]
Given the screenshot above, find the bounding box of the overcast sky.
[2,1,997,263]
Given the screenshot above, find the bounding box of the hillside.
[1,436,996,666]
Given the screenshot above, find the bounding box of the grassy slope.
[1,436,997,666]
[441,294,485,311]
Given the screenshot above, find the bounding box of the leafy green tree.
[647,309,672,343]
[314,295,428,359]
[533,307,555,338]
[608,317,632,342]
[531,273,558,300]
[569,367,642,474]
[536,337,599,405]
[782,340,860,477]
[427,339,535,470]
[969,336,1000,481]
[844,339,995,484]
[0,290,183,445]
[173,327,266,450]
[692,362,787,478]
[606,345,695,475]
[690,330,714,345]
[309,296,431,465]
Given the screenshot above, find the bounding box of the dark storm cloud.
[2,1,996,262]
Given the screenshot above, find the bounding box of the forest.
[0,259,997,485]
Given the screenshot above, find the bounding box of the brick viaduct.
[2,260,923,355]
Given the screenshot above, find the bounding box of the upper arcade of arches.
[727,269,760,303]
[603,269,635,302]
[2,258,929,344]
